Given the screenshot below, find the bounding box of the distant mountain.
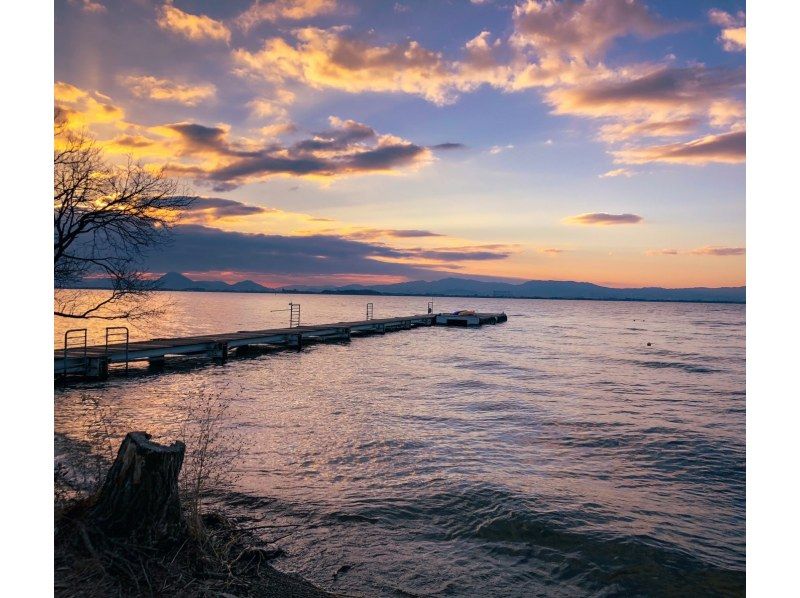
[64,272,745,303]
[153,272,271,293]
[230,280,270,292]
[350,277,745,303]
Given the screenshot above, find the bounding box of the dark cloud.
[293,120,376,152]
[431,142,466,150]
[566,212,643,225]
[345,144,425,170]
[407,248,511,261]
[167,123,263,157]
[162,118,430,189]
[558,66,744,110]
[615,130,745,165]
[178,196,272,219]
[143,225,510,278]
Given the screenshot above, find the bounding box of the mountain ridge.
[66,272,745,303]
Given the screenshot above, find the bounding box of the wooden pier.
[55,311,507,379]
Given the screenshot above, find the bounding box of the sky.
[54,0,745,288]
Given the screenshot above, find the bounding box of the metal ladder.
[105,326,130,374]
[366,302,374,320]
[289,302,301,328]
[63,328,87,376]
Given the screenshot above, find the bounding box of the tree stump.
[89,432,186,542]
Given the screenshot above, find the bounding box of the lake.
[54,292,745,596]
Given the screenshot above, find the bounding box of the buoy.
[647,342,652,346]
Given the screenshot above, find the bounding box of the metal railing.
[105,326,130,374]
[366,302,374,320]
[63,328,87,376]
[427,300,434,314]
[271,302,301,328]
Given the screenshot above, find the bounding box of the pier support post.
[295,334,303,350]
[86,357,109,379]
[210,341,228,362]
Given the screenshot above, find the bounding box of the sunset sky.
[55,0,745,288]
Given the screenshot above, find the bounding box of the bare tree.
[54,124,192,320]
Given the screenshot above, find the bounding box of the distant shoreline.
[62,285,746,305]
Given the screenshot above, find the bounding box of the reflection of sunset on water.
[55,293,745,595]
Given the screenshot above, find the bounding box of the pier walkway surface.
[55,311,507,379]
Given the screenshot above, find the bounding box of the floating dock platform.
[55,311,507,379]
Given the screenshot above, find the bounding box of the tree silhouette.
[54,124,192,320]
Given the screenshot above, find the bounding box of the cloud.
[512,0,679,61]
[404,246,512,261]
[160,116,434,189]
[646,246,745,256]
[598,118,701,142]
[540,248,567,254]
[232,27,458,104]
[120,75,216,106]
[613,130,745,165]
[565,212,643,225]
[142,224,506,280]
[226,13,741,170]
[157,4,231,43]
[546,65,744,121]
[343,229,444,240]
[55,82,441,189]
[431,142,466,150]
[69,0,106,13]
[489,144,514,154]
[709,9,745,52]
[54,81,125,129]
[599,167,634,178]
[236,0,338,30]
[690,246,745,256]
[177,197,273,222]
[248,89,296,120]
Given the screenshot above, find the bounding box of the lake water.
[54,292,746,596]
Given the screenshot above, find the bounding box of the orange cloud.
[512,0,679,60]
[564,212,643,225]
[613,131,745,165]
[233,27,457,104]
[69,0,106,13]
[157,4,231,43]
[120,75,216,106]
[236,0,338,30]
[709,9,746,52]
[54,82,446,189]
[54,81,125,129]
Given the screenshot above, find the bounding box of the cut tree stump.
[89,431,186,541]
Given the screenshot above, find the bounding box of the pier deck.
[55,311,507,378]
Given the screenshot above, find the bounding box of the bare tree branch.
[54,125,193,320]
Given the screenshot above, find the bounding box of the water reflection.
[55,293,745,596]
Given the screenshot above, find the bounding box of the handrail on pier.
[105,326,130,374]
[63,328,87,376]
[271,302,301,327]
